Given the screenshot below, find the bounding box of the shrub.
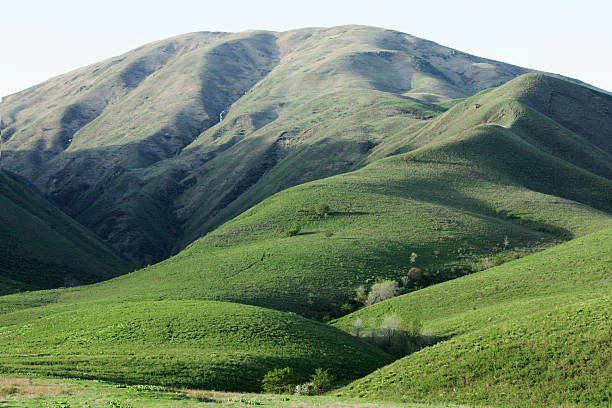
[352,317,363,336]
[339,302,354,314]
[482,257,492,270]
[314,202,330,217]
[407,267,423,280]
[294,382,317,396]
[262,367,299,394]
[311,368,335,393]
[354,285,367,304]
[285,223,301,237]
[493,253,513,266]
[324,231,333,237]
[365,280,398,306]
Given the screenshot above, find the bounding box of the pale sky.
[1,0,611,98]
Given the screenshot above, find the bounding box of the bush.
[285,223,301,237]
[365,280,398,306]
[354,285,367,304]
[311,368,335,393]
[407,267,423,280]
[482,257,492,270]
[294,382,317,396]
[262,367,299,394]
[314,202,330,217]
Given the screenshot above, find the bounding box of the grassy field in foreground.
[0,376,477,408]
[333,227,612,407]
[0,301,392,392]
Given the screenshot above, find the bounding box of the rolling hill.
[0,25,610,407]
[332,227,612,407]
[0,169,131,294]
[0,300,393,391]
[0,25,554,266]
[1,74,608,319]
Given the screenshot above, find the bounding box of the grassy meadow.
[0,26,610,408]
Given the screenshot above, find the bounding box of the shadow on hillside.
[328,211,370,216]
[355,326,451,359]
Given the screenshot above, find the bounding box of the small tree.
[407,267,423,281]
[365,280,398,306]
[262,367,298,394]
[352,317,363,337]
[311,368,335,393]
[285,223,301,237]
[354,285,367,304]
[482,257,492,270]
[314,202,330,217]
[380,315,399,346]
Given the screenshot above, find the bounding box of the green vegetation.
[261,368,299,394]
[0,26,540,266]
[314,202,330,217]
[333,227,612,406]
[0,376,443,408]
[0,170,131,293]
[0,26,610,408]
[0,75,610,322]
[0,300,392,391]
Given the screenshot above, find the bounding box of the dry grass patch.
[0,377,73,397]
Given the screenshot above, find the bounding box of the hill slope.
[332,227,612,407]
[0,170,131,294]
[0,25,549,264]
[0,74,610,319]
[0,300,393,391]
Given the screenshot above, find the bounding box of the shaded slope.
[0,170,131,294]
[0,300,393,391]
[0,25,546,264]
[1,75,610,319]
[333,227,612,407]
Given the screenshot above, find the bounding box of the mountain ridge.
[2,25,595,266]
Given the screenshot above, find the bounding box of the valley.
[0,25,610,408]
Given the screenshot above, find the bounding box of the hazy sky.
[2,0,610,97]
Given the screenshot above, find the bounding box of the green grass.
[332,227,612,407]
[0,26,538,265]
[0,171,131,293]
[0,300,392,391]
[0,77,610,320]
[0,376,455,408]
[0,48,610,408]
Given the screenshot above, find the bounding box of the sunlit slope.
[0,300,393,391]
[333,227,612,407]
[0,26,541,265]
[0,170,131,294]
[1,76,610,318]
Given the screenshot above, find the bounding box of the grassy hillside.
[2,73,610,318]
[0,300,392,392]
[0,170,131,294]
[0,26,541,265]
[332,227,612,407]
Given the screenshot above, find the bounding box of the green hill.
[0,26,554,265]
[332,227,612,407]
[0,28,610,407]
[0,170,131,294]
[0,300,393,391]
[0,74,609,321]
